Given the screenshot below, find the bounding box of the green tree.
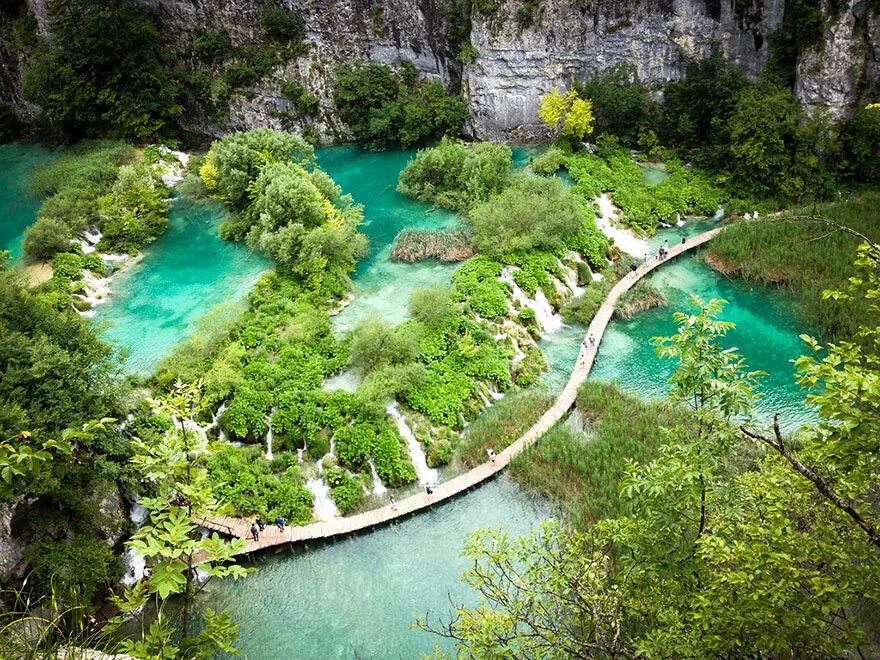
[348,319,419,376]
[107,381,250,659]
[538,87,594,141]
[21,0,182,139]
[575,63,658,145]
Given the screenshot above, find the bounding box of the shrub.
[325,466,364,514]
[262,7,305,42]
[397,138,512,212]
[409,287,455,329]
[280,79,320,117]
[24,536,123,604]
[530,146,568,175]
[193,29,231,61]
[575,63,660,146]
[615,281,666,319]
[426,438,453,467]
[97,162,169,252]
[561,281,609,325]
[334,62,467,150]
[348,318,420,376]
[513,347,547,387]
[22,216,74,262]
[468,175,586,256]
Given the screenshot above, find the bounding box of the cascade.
[206,403,228,441]
[713,207,725,220]
[559,262,584,297]
[305,477,339,521]
[368,458,387,495]
[120,500,149,586]
[265,409,275,461]
[387,403,438,487]
[593,194,649,258]
[297,448,304,463]
[500,267,563,333]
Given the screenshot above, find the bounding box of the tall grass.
[615,281,666,319]
[510,381,691,529]
[455,389,554,467]
[28,140,133,197]
[705,193,880,340]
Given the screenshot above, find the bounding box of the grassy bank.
[705,193,880,341]
[510,381,690,529]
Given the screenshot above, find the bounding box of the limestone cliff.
[1,0,878,139]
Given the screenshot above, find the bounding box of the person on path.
[275,516,285,531]
[255,516,265,531]
[487,448,496,463]
[250,523,259,542]
[588,335,596,349]
[644,248,652,263]
[390,493,397,511]
[426,484,434,499]
[681,234,686,245]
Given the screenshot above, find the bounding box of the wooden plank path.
[195,227,723,565]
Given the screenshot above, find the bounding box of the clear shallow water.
[94,201,269,374]
[589,251,815,430]
[202,475,550,659]
[0,142,56,258]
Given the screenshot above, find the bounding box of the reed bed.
[614,281,667,319]
[510,381,691,529]
[705,193,880,340]
[455,389,554,467]
[389,228,474,263]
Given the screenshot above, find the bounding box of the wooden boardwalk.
[195,227,722,564]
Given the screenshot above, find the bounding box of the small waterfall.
[368,458,387,495]
[297,448,304,463]
[306,478,339,521]
[264,409,275,461]
[120,500,149,586]
[508,334,526,366]
[559,262,585,297]
[593,194,649,258]
[713,206,725,220]
[75,271,112,310]
[488,389,505,401]
[387,403,438,487]
[206,403,228,441]
[121,548,146,586]
[500,267,564,334]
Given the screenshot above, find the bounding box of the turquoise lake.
[0,142,56,258]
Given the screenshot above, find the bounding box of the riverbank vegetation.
[435,259,880,656]
[705,192,880,341]
[390,228,474,262]
[615,280,666,319]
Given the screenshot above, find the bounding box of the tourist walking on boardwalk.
[487,447,496,463]
[250,523,259,541]
[255,516,265,531]
[588,334,596,349]
[390,493,397,510]
[275,516,285,531]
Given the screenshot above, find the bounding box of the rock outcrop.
[1,0,878,139]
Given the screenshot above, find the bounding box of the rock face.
[1,0,878,138]
[464,0,786,139]
[795,0,880,119]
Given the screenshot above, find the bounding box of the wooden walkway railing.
[195,227,723,564]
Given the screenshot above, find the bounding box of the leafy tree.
[662,51,747,169]
[838,104,880,182]
[727,82,801,198]
[409,287,455,329]
[538,87,594,141]
[576,63,659,146]
[348,319,419,376]
[107,381,251,659]
[97,162,170,252]
[21,215,74,262]
[333,62,467,150]
[397,138,512,212]
[467,175,585,256]
[21,0,182,139]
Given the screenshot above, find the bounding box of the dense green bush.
[575,63,660,146]
[348,319,420,376]
[21,0,181,139]
[468,175,586,255]
[529,146,567,175]
[451,256,508,320]
[561,281,609,325]
[512,347,547,387]
[334,62,467,150]
[325,466,364,514]
[261,6,305,42]
[24,535,123,604]
[409,287,455,329]
[97,163,169,253]
[397,138,512,212]
[280,79,320,118]
[22,216,74,262]
[207,446,314,524]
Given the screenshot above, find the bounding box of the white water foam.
[500,267,564,333]
[594,193,649,258]
[387,403,438,487]
[306,478,339,521]
[368,458,387,495]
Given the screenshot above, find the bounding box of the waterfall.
[488,389,505,401]
[305,478,339,521]
[508,334,526,366]
[206,403,228,441]
[297,448,304,463]
[500,267,564,334]
[387,403,438,487]
[559,262,584,297]
[121,548,146,586]
[264,409,275,461]
[593,194,649,258]
[368,458,387,495]
[75,271,112,310]
[713,206,725,220]
[120,500,148,586]
[533,290,564,332]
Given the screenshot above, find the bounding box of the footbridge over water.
[195,226,723,564]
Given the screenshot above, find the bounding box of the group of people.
[249,515,286,541]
